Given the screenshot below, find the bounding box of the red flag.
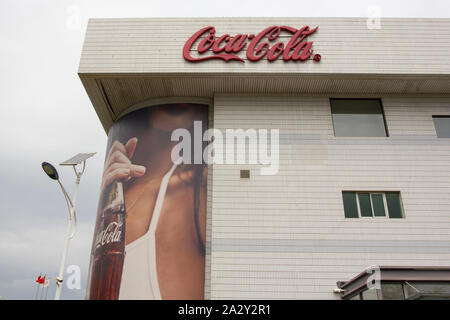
[36,275,46,284]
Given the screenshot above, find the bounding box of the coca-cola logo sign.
[95,221,123,248]
[183,25,321,64]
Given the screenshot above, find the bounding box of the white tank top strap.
[148,157,182,235]
[124,158,182,250]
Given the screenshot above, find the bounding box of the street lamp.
[41,152,95,300]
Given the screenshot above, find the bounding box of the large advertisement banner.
[86,103,209,300]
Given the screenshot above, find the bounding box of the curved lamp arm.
[57,179,77,239]
[57,179,74,209]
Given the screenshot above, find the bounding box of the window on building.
[344,282,450,300]
[381,283,404,300]
[342,191,404,219]
[404,282,450,300]
[361,288,378,300]
[330,99,388,137]
[433,116,450,138]
[338,267,450,300]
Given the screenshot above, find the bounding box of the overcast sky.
[0,0,448,300]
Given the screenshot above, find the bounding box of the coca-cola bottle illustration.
[87,181,126,300]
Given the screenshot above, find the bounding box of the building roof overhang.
[79,72,450,133]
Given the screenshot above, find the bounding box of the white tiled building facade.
[80,18,450,299]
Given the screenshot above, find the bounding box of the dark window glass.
[381,283,404,300]
[361,288,378,300]
[331,99,388,137]
[386,192,403,219]
[371,194,386,217]
[358,193,373,217]
[409,282,450,299]
[343,192,358,218]
[433,116,450,138]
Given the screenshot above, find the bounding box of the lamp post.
[41,152,95,300]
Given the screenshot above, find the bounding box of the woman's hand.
[100,137,146,192]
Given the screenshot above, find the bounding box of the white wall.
[79,17,450,75]
[208,94,450,299]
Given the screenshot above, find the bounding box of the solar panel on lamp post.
[41,152,96,300]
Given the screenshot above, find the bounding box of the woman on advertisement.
[87,103,208,300]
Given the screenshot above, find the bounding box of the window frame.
[329,98,390,138]
[355,192,389,219]
[385,191,405,219]
[370,193,388,217]
[343,191,405,219]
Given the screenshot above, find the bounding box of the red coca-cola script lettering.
[183,25,320,63]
